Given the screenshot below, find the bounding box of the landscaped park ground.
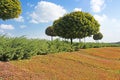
[0,47,120,80]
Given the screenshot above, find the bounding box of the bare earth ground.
[0,47,120,80]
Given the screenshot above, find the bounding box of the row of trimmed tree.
[45,11,103,44]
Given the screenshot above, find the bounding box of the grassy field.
[0,47,120,80]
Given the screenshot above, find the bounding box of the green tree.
[45,26,56,41]
[77,32,84,42]
[53,11,100,44]
[93,32,103,42]
[0,0,22,20]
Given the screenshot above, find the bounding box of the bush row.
[0,35,119,61]
[0,36,74,61]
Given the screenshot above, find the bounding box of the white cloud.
[0,29,4,33]
[30,1,67,23]
[73,8,82,11]
[94,14,107,24]
[14,16,24,22]
[111,18,117,23]
[0,24,14,30]
[90,0,105,13]
[20,25,27,29]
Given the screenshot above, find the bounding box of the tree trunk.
[51,36,53,41]
[98,40,99,43]
[95,40,99,43]
[70,38,73,44]
[95,40,97,43]
[79,38,81,42]
[84,38,86,44]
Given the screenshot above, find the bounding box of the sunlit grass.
[10,47,120,80]
[81,47,120,60]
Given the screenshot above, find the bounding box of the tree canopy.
[45,26,56,41]
[93,32,103,41]
[53,11,100,44]
[0,0,22,20]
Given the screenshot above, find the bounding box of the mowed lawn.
[0,47,120,80]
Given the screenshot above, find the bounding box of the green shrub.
[0,35,120,61]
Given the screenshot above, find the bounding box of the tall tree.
[0,0,22,20]
[45,26,56,41]
[93,32,103,42]
[53,11,100,44]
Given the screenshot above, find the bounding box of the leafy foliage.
[0,36,75,61]
[45,26,56,37]
[93,32,103,41]
[0,0,21,20]
[53,11,100,44]
[45,26,56,41]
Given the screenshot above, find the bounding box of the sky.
[0,0,120,42]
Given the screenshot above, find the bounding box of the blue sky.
[0,0,120,42]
